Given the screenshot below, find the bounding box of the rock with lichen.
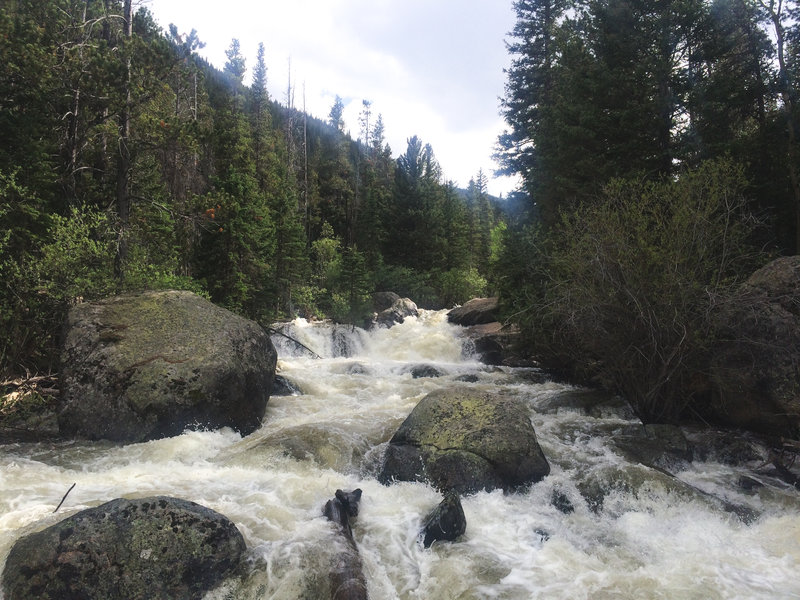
[58,290,276,442]
[378,388,550,494]
[1,496,245,600]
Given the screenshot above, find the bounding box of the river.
[1,310,799,599]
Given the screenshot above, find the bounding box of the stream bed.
[1,310,799,599]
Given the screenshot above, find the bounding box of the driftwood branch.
[265,326,323,359]
[54,483,76,513]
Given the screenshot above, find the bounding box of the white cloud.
[142,0,518,196]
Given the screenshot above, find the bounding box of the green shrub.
[437,267,488,308]
[512,159,768,423]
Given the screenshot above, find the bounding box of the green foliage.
[37,207,117,303]
[374,264,438,309]
[0,1,499,375]
[436,268,488,308]
[498,0,800,252]
[509,160,768,423]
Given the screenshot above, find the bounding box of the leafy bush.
[437,267,488,307]
[508,159,767,423]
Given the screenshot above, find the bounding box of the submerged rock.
[1,496,245,600]
[245,423,366,471]
[404,364,446,379]
[271,374,302,396]
[59,290,277,442]
[421,490,467,547]
[613,424,694,471]
[379,389,550,494]
[534,388,635,420]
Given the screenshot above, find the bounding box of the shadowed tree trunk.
[114,0,132,284]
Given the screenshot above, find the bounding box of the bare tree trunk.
[115,0,132,284]
[303,85,309,247]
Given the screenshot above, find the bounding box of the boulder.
[447,297,499,326]
[374,297,418,328]
[58,290,277,443]
[420,490,467,547]
[371,291,401,312]
[379,389,550,494]
[1,496,245,600]
[461,322,528,366]
[403,364,445,379]
[612,424,694,472]
[709,256,800,438]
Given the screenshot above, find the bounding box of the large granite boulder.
[1,497,245,600]
[59,290,277,442]
[709,256,800,438]
[447,297,499,326]
[379,389,550,494]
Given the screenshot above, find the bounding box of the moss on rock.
[58,290,277,442]
[379,388,550,494]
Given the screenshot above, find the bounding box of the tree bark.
[114,0,132,283]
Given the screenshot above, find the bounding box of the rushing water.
[1,310,799,599]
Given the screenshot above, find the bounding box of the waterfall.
[1,310,798,599]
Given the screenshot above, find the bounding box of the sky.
[141,0,520,197]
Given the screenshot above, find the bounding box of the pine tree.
[224,38,246,113]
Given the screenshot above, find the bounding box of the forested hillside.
[0,1,500,377]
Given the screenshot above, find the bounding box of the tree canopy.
[0,0,497,377]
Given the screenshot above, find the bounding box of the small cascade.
[271,319,370,359]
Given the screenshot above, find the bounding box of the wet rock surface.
[322,489,368,600]
[374,297,419,328]
[421,490,467,547]
[1,496,245,600]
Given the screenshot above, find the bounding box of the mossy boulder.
[1,496,245,600]
[379,389,550,494]
[59,290,277,442]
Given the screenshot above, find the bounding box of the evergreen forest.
[0,1,500,378]
[2,0,799,425]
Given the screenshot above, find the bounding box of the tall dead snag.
[114,0,132,284]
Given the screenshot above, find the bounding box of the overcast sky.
[141,0,519,197]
